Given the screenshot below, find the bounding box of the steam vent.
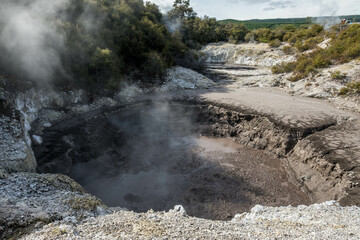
[1,0,360,239]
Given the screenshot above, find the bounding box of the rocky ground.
[1,42,360,239]
[20,202,360,239]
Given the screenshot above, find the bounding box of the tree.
[168,0,196,20]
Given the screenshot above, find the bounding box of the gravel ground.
[21,201,360,239]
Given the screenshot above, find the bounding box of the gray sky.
[149,0,360,20]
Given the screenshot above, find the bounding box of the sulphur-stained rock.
[0,172,106,239]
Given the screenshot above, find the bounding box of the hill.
[219,15,360,30]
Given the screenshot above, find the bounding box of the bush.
[244,32,257,42]
[271,62,296,74]
[141,51,167,84]
[227,23,249,43]
[269,39,281,48]
[344,44,360,58]
[295,36,323,52]
[330,71,347,80]
[282,46,294,55]
[254,28,274,43]
[339,81,360,95]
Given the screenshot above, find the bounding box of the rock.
[171,205,187,216]
[0,172,106,239]
[250,205,266,213]
[202,42,296,67]
[0,116,36,173]
[114,83,143,102]
[160,66,215,91]
[43,122,52,128]
[32,135,43,145]
[19,203,360,239]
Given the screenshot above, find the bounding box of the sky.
[148,0,360,20]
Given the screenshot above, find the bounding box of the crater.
[32,101,310,220]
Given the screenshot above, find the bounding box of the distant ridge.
[219,15,360,30]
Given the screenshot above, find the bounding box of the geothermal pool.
[33,101,310,220]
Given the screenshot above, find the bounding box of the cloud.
[226,0,270,4]
[263,0,295,11]
[263,7,276,11]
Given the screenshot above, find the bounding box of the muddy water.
[187,136,240,153]
[35,101,310,220]
[75,136,241,208]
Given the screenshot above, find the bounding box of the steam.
[312,1,341,29]
[0,0,70,84]
[313,15,341,29]
[69,101,198,210]
[78,2,105,35]
[148,0,173,12]
[163,16,182,33]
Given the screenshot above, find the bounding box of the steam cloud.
[312,1,341,28]
[0,0,69,83]
[70,101,198,210]
[313,15,341,29]
[163,16,182,33]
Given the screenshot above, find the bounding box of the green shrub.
[269,39,281,48]
[330,71,347,80]
[339,81,360,95]
[288,73,306,82]
[244,32,256,42]
[344,44,360,58]
[255,28,274,43]
[271,62,296,74]
[282,46,294,55]
[141,51,167,84]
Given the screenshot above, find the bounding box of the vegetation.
[339,81,360,95]
[167,1,249,48]
[219,17,311,30]
[244,24,324,47]
[1,0,358,94]
[0,0,254,93]
[331,71,347,80]
[271,24,360,82]
[58,0,193,91]
[219,15,360,30]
